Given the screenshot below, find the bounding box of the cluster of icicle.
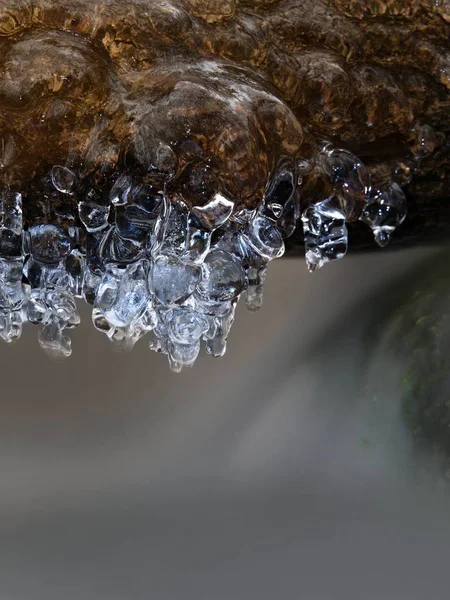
[0,147,406,370]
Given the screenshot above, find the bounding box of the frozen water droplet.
[45,264,71,290]
[135,302,158,332]
[46,288,78,325]
[150,255,200,307]
[115,262,149,326]
[27,292,47,324]
[85,230,105,275]
[189,193,234,231]
[194,295,233,317]
[215,227,247,262]
[302,199,348,271]
[78,201,110,233]
[29,225,71,264]
[182,225,211,264]
[98,226,144,265]
[242,215,285,261]
[66,249,85,297]
[0,228,23,259]
[202,314,217,341]
[51,165,76,195]
[24,259,70,292]
[115,207,149,243]
[169,308,209,345]
[95,264,122,312]
[38,318,72,358]
[268,203,283,219]
[148,193,170,254]
[83,268,101,305]
[319,148,369,219]
[23,256,42,288]
[197,250,246,303]
[0,310,23,343]
[149,333,168,354]
[132,185,164,217]
[204,306,236,358]
[109,326,142,353]
[360,182,407,247]
[0,258,24,310]
[160,202,189,256]
[0,191,22,235]
[392,160,415,186]
[168,339,201,372]
[322,148,368,193]
[0,191,23,259]
[246,266,267,312]
[264,166,296,224]
[92,308,115,336]
[109,174,133,206]
[231,208,257,225]
[97,261,149,328]
[410,124,445,158]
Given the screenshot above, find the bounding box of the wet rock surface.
[0,0,447,243]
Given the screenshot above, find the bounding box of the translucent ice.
[168,339,201,372]
[93,307,116,336]
[109,174,133,206]
[264,166,296,225]
[0,258,25,311]
[182,225,211,264]
[38,317,72,358]
[27,292,47,324]
[0,310,23,343]
[96,261,149,328]
[28,225,72,265]
[0,141,378,368]
[66,249,85,297]
[0,191,23,259]
[197,250,246,303]
[246,266,267,312]
[189,193,234,231]
[95,265,122,321]
[51,165,76,195]
[131,185,165,218]
[150,255,200,307]
[83,268,101,305]
[242,214,285,261]
[360,182,407,247]
[78,201,110,233]
[0,228,23,259]
[301,199,348,271]
[98,226,145,265]
[115,188,160,241]
[204,305,236,358]
[148,193,170,254]
[108,326,143,353]
[23,257,70,291]
[319,148,369,218]
[45,289,79,326]
[159,202,189,257]
[0,191,22,235]
[0,256,24,344]
[169,307,209,345]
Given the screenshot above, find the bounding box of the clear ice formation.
[360,182,407,247]
[302,199,348,272]
[0,147,407,370]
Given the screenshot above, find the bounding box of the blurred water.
[0,245,449,599]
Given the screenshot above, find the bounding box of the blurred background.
[1,245,450,599]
